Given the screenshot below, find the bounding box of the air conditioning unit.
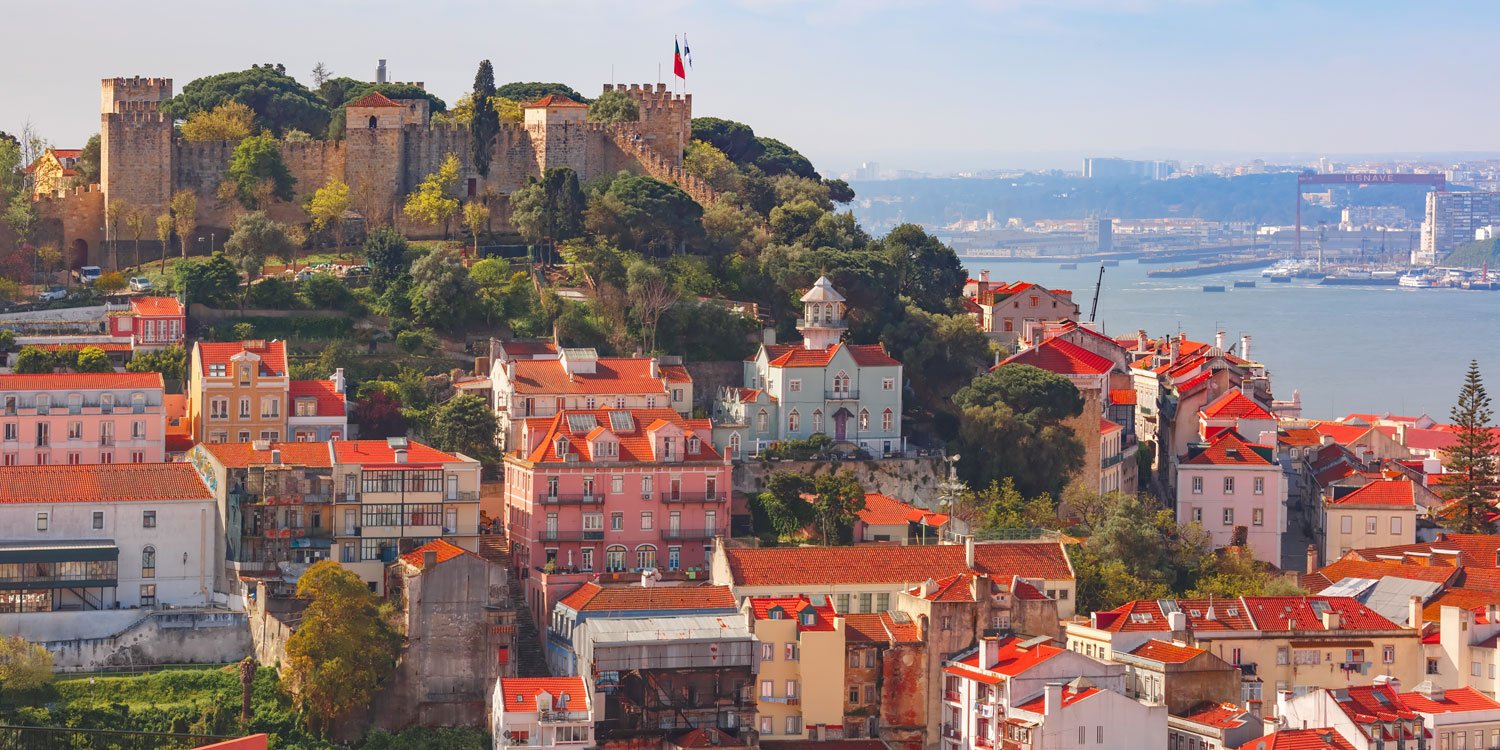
[642,493,653,501]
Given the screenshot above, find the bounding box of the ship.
[1318,268,1398,286]
[1398,271,1435,288]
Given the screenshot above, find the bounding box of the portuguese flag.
[673,38,686,79]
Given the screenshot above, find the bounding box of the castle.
[44,77,712,266]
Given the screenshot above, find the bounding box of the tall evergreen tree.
[1437,360,1500,534]
[470,60,498,177]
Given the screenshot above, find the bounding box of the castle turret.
[101,77,173,220]
[523,94,589,176]
[798,276,847,350]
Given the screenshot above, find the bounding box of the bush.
[396,328,439,354]
[246,277,300,309]
[208,316,353,342]
[300,274,358,311]
[763,433,833,461]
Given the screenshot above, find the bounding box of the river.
[961,258,1500,421]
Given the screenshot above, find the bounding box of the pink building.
[503,407,730,624]
[1175,430,1288,565]
[0,372,166,466]
[109,296,187,350]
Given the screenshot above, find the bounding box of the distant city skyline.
[4,0,1499,175]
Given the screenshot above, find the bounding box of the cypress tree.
[470,60,497,177]
[1436,360,1499,534]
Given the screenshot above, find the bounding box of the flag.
[673,37,686,79]
[684,35,693,69]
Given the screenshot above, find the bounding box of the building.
[1322,478,1421,561]
[547,582,739,676]
[841,612,926,743]
[330,438,483,593]
[4,297,186,372]
[489,347,692,451]
[576,614,757,742]
[1176,431,1288,565]
[855,493,951,544]
[375,539,516,729]
[188,340,290,444]
[110,296,187,351]
[1422,191,1500,263]
[1170,702,1263,750]
[1340,205,1408,231]
[971,281,1080,346]
[1398,681,1500,749]
[27,147,82,198]
[503,407,730,630]
[744,596,845,741]
[490,677,594,750]
[1067,596,1424,718]
[1273,681,1426,750]
[939,634,1166,750]
[0,372,166,466]
[0,463,216,611]
[714,277,905,458]
[1083,157,1177,180]
[713,539,1078,618]
[286,374,348,442]
[1115,639,1240,714]
[1237,729,1359,749]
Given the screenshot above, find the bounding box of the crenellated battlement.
[102,76,172,115]
[106,110,170,125]
[104,76,172,91]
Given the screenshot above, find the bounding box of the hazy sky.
[5,0,1497,173]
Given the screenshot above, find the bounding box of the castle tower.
[342,91,407,225]
[101,77,173,219]
[798,276,847,351]
[606,83,692,168]
[523,94,589,176]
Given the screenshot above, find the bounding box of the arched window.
[757,409,768,433]
[788,410,800,433]
[636,544,658,570]
[605,545,627,572]
[367,115,378,129]
[728,433,741,456]
[859,409,870,431]
[833,370,850,396]
[141,545,156,579]
[882,408,894,431]
[812,409,824,433]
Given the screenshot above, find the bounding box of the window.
[1191,476,1203,494]
[786,644,799,662]
[2,423,13,441]
[605,545,626,572]
[1390,515,1403,535]
[859,592,873,613]
[882,377,895,391]
[636,545,657,570]
[762,643,775,662]
[1384,645,1396,664]
[761,680,773,697]
[1222,508,1234,525]
[1079,727,1086,744]
[864,683,876,703]
[640,511,653,530]
[611,476,624,494]
[757,410,768,433]
[668,546,680,570]
[1366,516,1378,534]
[141,546,156,579]
[1191,507,1202,523]
[788,410,800,432]
[859,409,869,430]
[876,593,890,610]
[140,584,156,606]
[92,511,103,530]
[610,512,623,531]
[760,717,773,736]
[67,421,83,440]
[1253,477,1265,495]
[1223,476,1235,494]
[131,451,145,463]
[785,716,800,735]
[882,409,893,431]
[1230,647,1241,664]
[789,379,801,393]
[850,686,860,704]
[261,397,280,419]
[642,475,653,498]
[36,423,48,447]
[35,512,47,531]
[1474,661,1483,677]
[238,397,251,419]
[836,593,850,613]
[1252,508,1264,526]
[142,510,157,528]
[210,398,228,419]
[1341,515,1353,534]
[1276,646,1289,666]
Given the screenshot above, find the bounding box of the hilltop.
[1443,236,1500,269]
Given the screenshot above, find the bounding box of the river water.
[961,258,1500,421]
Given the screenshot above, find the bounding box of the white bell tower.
[798,275,847,350]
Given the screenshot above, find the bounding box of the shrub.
[246,277,300,309]
[396,328,439,355]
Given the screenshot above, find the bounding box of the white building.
[1271,679,1496,750]
[0,463,217,612]
[491,677,594,750]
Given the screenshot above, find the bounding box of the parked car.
[294,269,315,282]
[38,286,67,302]
[337,264,371,278]
[128,276,153,292]
[72,265,102,284]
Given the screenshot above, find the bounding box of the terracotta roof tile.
[0,372,163,390]
[289,379,346,417]
[129,296,185,316]
[1183,431,1276,467]
[1398,686,1500,714]
[1129,639,1207,664]
[999,336,1114,376]
[1421,589,1500,622]
[1279,428,1324,447]
[1327,479,1418,508]
[1110,389,1137,405]
[557,582,736,612]
[766,342,901,369]
[1354,534,1500,571]
[0,463,209,503]
[1201,390,1275,421]
[526,94,588,109]
[510,357,670,396]
[519,408,719,464]
[1011,685,1100,713]
[1315,422,1372,446]
[1238,730,1359,750]
[1178,702,1250,729]
[400,538,480,569]
[724,542,1074,587]
[747,595,837,631]
[842,612,922,643]
[198,340,287,377]
[497,677,589,713]
[346,91,401,108]
[858,493,949,527]
[332,439,462,465]
[1316,558,1458,590]
[199,441,333,468]
[1095,596,1399,633]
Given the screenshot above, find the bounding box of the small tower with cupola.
[797,276,847,350]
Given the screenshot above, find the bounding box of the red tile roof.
[1398,686,1500,714]
[1129,639,1207,664]
[953,635,1066,679]
[527,94,588,109]
[1327,479,1418,508]
[497,340,559,358]
[0,463,209,503]
[198,340,287,377]
[1422,589,1500,622]
[909,572,984,602]
[1279,427,1324,447]
[843,612,923,643]
[199,441,333,468]
[747,595,837,631]
[1353,534,1500,571]
[510,357,670,395]
[767,342,901,368]
[346,91,401,108]
[1100,419,1122,435]
[1201,390,1275,421]
[557,582,736,612]
[519,408,719,464]
[332,439,462,465]
[1109,389,1137,405]
[1315,422,1372,446]
[400,539,480,570]
[497,677,589,713]
[129,296,185,317]
[1011,686,1100,713]
[1239,729,1359,750]
[1178,702,1250,729]
[1315,558,1458,590]
[999,336,1114,376]
[0,372,163,390]
[661,364,692,384]
[724,542,1074,587]
[1093,596,1400,633]
[289,380,346,417]
[858,493,949,527]
[673,728,747,749]
[1403,427,1459,452]
[31,342,134,352]
[1183,431,1276,467]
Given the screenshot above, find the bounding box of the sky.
[4,0,1498,174]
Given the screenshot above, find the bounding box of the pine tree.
[470,60,497,177]
[1437,360,1499,534]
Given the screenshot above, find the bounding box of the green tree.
[170,190,198,261]
[173,253,242,306]
[403,154,461,237]
[300,274,355,311]
[162,64,331,137]
[683,141,741,194]
[470,60,498,177]
[495,82,589,103]
[701,201,767,258]
[414,394,498,464]
[408,247,476,329]
[751,472,814,539]
[12,348,53,374]
[95,271,127,295]
[690,117,764,163]
[124,208,146,270]
[363,227,410,292]
[227,134,296,210]
[808,472,866,544]
[306,178,350,255]
[881,304,991,422]
[283,561,401,732]
[105,199,126,270]
[879,223,966,313]
[825,178,856,204]
[75,346,112,373]
[154,212,173,271]
[587,90,640,123]
[586,175,704,255]
[952,365,1085,498]
[75,133,101,185]
[463,200,490,257]
[126,344,187,381]
[180,100,256,142]
[768,199,825,245]
[0,635,53,692]
[626,259,677,353]
[510,167,586,262]
[754,136,818,179]
[223,212,292,286]
[1436,360,1500,534]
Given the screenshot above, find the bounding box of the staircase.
[509,582,551,677]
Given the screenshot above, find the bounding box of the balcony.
[977,704,994,718]
[538,710,590,724]
[662,528,717,541]
[538,529,606,542]
[1101,453,1125,469]
[974,737,993,749]
[660,493,726,504]
[796,318,847,330]
[824,389,860,401]
[943,690,961,704]
[539,495,604,506]
[453,490,480,503]
[761,695,801,705]
[941,725,962,742]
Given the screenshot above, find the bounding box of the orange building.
[188,340,290,444]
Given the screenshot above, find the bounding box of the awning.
[0,540,118,564]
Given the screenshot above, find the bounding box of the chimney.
[1306,544,1318,575]
[1322,610,1341,630]
[1409,595,1423,630]
[332,367,346,394]
[1167,611,1187,634]
[980,270,990,284]
[422,549,437,568]
[965,536,976,570]
[1169,337,1181,365]
[1136,329,1148,352]
[377,59,388,83]
[1215,331,1225,351]
[983,637,1000,668]
[1043,683,1064,715]
[1240,334,1252,360]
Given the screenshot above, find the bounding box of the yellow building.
[1065,595,1423,718]
[743,596,847,741]
[28,148,83,198]
[1322,478,1421,560]
[189,340,290,444]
